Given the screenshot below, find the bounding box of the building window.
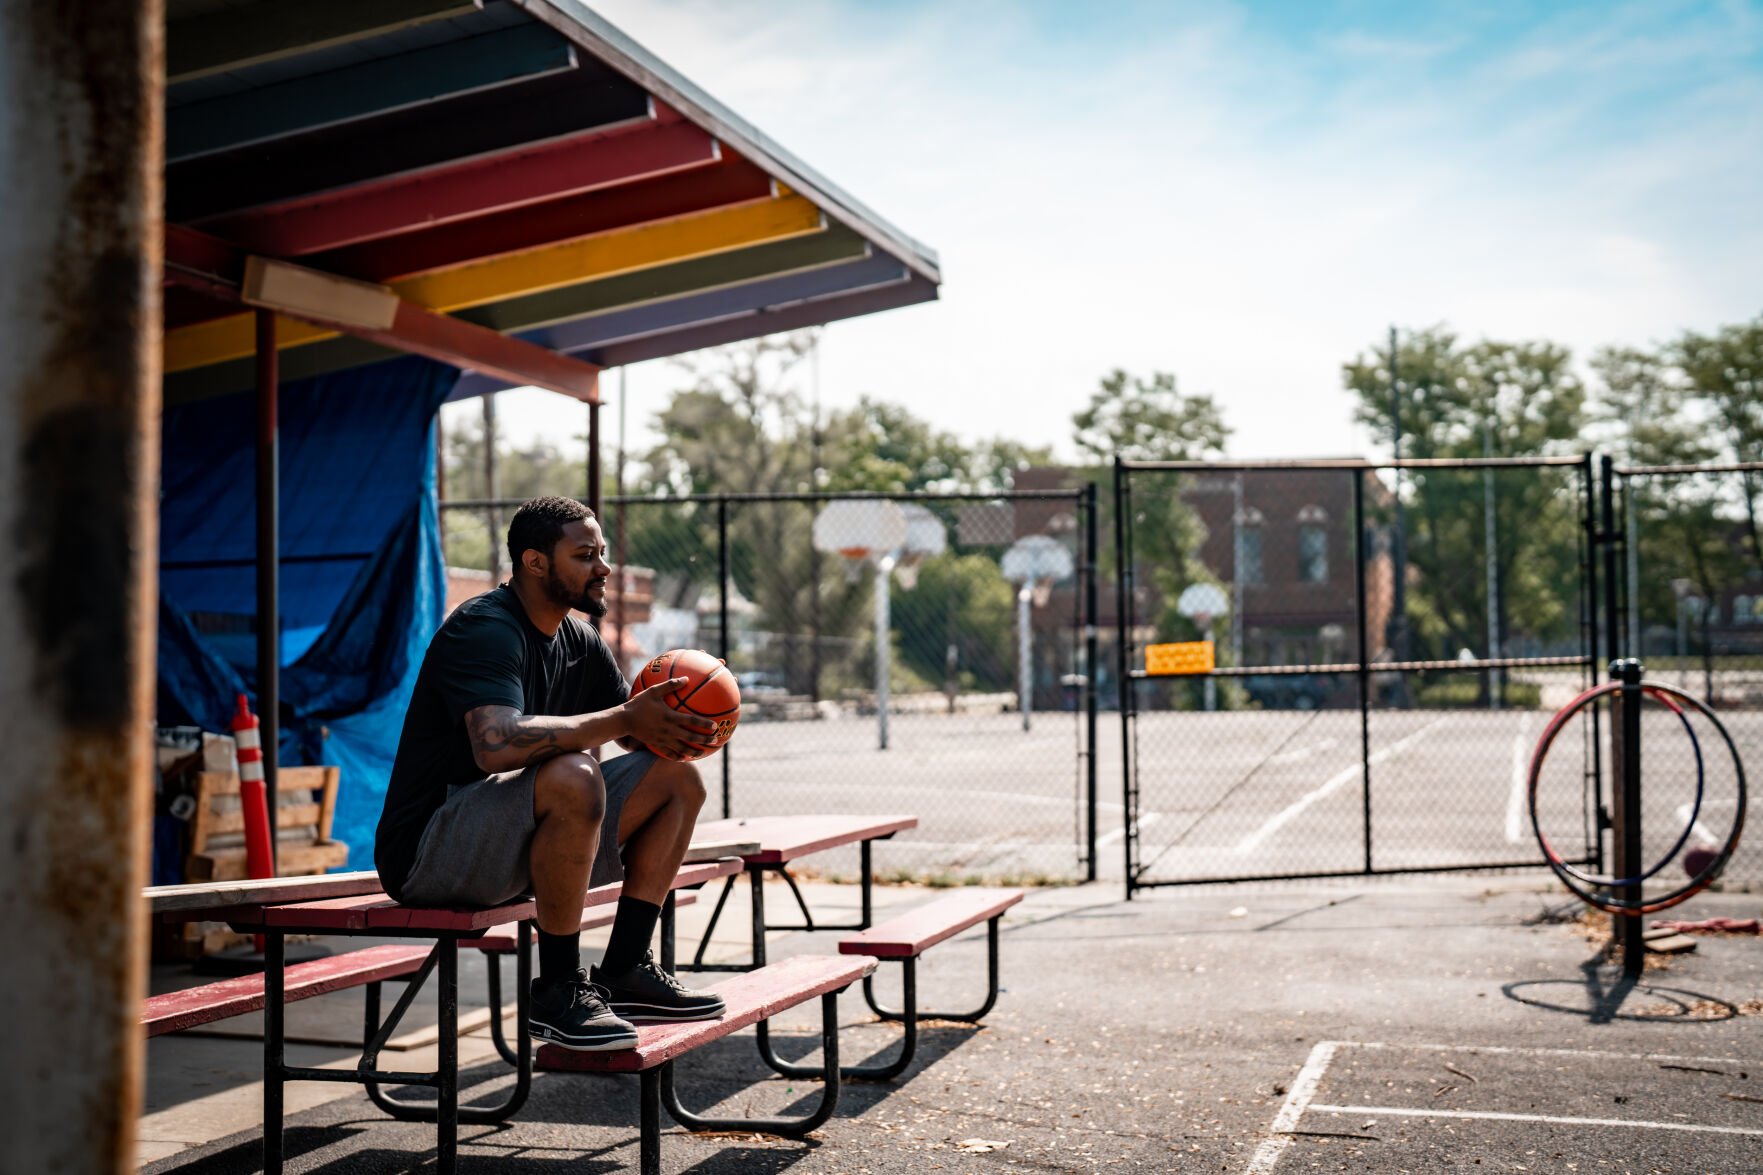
[1296,505,1328,584]
[1236,507,1265,586]
[1736,595,1754,625]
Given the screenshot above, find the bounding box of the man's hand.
[624,677,718,760]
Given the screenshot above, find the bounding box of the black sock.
[599,897,662,976]
[537,929,581,985]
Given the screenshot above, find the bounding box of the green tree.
[1073,369,1229,464]
[1343,330,1588,668]
[439,413,588,571]
[1073,369,1232,707]
[1591,317,1762,693]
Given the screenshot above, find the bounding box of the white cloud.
[471,0,1763,469]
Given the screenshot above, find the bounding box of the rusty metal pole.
[255,309,280,863]
[0,0,162,1169]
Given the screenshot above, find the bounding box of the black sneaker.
[591,951,727,1023]
[528,968,639,1051]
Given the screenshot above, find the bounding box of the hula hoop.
[1533,686,1704,890]
[1528,678,1747,916]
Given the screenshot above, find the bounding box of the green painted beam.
[168,23,577,162]
[167,0,480,84]
[456,224,870,332]
[161,226,870,406]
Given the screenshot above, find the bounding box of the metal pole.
[586,400,601,518]
[435,414,448,557]
[614,369,627,667]
[1614,657,1645,977]
[1083,482,1100,883]
[482,392,501,580]
[1624,478,1640,659]
[255,309,280,862]
[876,554,894,750]
[1388,327,1409,700]
[0,2,161,1166]
[1581,454,1605,874]
[809,342,823,704]
[1232,472,1245,668]
[1017,583,1033,731]
[1600,459,1623,710]
[717,497,731,816]
[1355,471,1374,873]
[1483,423,1500,707]
[1113,458,1136,897]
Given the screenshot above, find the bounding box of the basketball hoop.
[836,546,872,583]
[1001,535,1075,731]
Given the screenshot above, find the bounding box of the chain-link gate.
[1115,456,1602,894]
[1610,460,1763,889]
[443,488,1100,883]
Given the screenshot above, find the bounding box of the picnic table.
[151,838,754,1175]
[686,814,918,970]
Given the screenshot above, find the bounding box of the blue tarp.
[157,356,458,875]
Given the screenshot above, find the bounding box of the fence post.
[1354,469,1373,874]
[1113,458,1136,898]
[718,496,731,818]
[1084,482,1100,883]
[1612,657,1645,977]
[1581,453,1606,874]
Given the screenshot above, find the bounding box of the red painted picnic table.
[684,813,919,971]
[154,852,745,1175]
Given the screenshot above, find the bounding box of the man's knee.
[665,758,708,809]
[534,752,606,823]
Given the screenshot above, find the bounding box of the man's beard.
[545,567,606,617]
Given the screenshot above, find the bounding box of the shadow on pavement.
[1502,951,1741,1023]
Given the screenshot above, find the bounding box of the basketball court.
[1247,1040,1763,1173]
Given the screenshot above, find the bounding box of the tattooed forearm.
[466,706,571,770]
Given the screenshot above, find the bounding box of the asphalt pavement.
[140,869,1763,1174]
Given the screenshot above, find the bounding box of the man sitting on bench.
[375,496,725,1051]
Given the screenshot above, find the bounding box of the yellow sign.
[1145,641,1215,676]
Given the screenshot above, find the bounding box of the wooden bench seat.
[840,887,1023,959]
[746,887,1023,1081]
[142,942,431,1037]
[539,954,877,1175]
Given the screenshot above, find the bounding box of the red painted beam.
[161,228,600,401]
[360,299,600,402]
[197,108,717,258]
[308,153,777,282]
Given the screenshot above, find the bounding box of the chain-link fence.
[442,488,1100,884]
[1614,462,1763,888]
[1116,457,1600,892]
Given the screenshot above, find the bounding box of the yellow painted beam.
[164,194,824,373]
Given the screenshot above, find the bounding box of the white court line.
[1236,719,1448,853]
[1240,1040,1763,1174]
[1504,711,1538,843]
[1242,1040,1339,1174]
[1307,1103,1763,1138]
[1096,812,1160,849]
[1265,736,1339,766]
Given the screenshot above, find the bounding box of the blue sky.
[465,0,1763,464]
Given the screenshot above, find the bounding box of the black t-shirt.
[374,585,630,899]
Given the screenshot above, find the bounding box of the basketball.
[634,648,742,761]
[1683,841,1720,880]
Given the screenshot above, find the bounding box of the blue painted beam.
[167,24,578,163]
[590,274,937,368]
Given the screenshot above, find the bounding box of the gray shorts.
[398,749,661,908]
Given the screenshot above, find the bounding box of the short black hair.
[507,496,595,572]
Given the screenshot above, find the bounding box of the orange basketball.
[634,648,741,761]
